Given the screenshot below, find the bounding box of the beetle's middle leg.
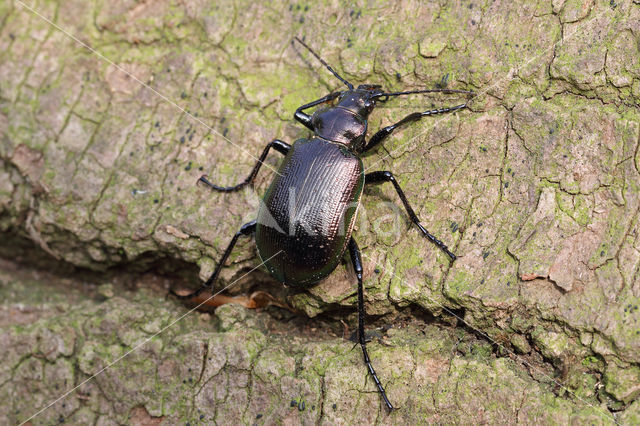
[365,171,456,260]
[348,237,394,411]
[199,139,291,192]
[361,104,467,153]
[170,220,257,300]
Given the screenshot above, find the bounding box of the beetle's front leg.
[348,237,394,411]
[294,92,341,130]
[199,139,291,193]
[361,104,467,154]
[365,171,456,260]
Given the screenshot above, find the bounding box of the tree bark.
[1,0,639,423]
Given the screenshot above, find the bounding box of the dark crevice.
[0,230,201,296]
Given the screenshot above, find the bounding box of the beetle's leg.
[361,104,467,153]
[170,220,257,300]
[199,140,290,192]
[294,92,341,130]
[348,237,394,411]
[365,171,456,260]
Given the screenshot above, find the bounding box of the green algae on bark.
[1,0,640,421]
[0,261,618,424]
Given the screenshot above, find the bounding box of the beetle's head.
[336,84,385,118]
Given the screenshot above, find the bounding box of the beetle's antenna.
[293,37,354,90]
[375,88,475,99]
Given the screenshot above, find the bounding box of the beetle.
[172,37,473,410]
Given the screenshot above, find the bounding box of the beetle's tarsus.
[445,249,457,261]
[416,223,458,261]
[349,237,395,411]
[198,174,248,193]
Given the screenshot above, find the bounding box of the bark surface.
[1,0,640,424]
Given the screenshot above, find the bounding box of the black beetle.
[172,37,473,410]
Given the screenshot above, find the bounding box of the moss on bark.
[1,0,640,423]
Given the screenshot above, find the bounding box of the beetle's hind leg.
[365,171,456,260]
[170,220,257,300]
[199,139,290,192]
[348,237,394,411]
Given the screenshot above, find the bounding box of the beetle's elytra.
[172,37,474,410]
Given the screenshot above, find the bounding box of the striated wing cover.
[255,138,364,287]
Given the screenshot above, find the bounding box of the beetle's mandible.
[172,37,474,410]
